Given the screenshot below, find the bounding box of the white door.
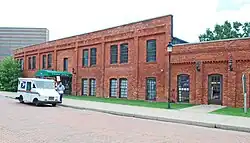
[25,81,32,102]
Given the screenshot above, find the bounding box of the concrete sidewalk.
[1,91,250,133]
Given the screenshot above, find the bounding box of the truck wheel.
[33,99,40,106]
[52,103,57,107]
[19,95,24,103]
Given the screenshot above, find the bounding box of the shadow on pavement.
[14,102,55,107]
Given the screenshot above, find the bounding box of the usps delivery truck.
[17,78,60,106]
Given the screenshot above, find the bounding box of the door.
[177,74,190,102]
[208,74,222,105]
[25,81,32,102]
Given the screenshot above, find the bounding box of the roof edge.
[174,36,250,46]
[14,14,173,51]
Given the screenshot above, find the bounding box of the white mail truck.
[17,78,60,107]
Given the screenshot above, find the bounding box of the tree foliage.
[0,57,22,92]
[199,21,250,42]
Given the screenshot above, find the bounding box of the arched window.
[119,78,128,98]
[110,78,118,97]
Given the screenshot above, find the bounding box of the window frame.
[32,56,36,70]
[42,55,46,69]
[109,78,118,97]
[28,57,32,70]
[89,78,96,96]
[20,58,24,70]
[47,53,52,68]
[146,77,157,101]
[110,45,118,64]
[82,49,89,67]
[146,39,156,62]
[63,58,68,71]
[82,78,88,96]
[90,48,97,66]
[119,78,128,98]
[120,43,128,64]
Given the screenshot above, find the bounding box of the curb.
[59,104,250,133]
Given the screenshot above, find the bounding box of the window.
[119,78,128,98]
[35,81,55,89]
[89,79,96,96]
[120,43,128,63]
[146,40,156,62]
[28,57,32,70]
[82,78,88,96]
[90,48,97,66]
[110,79,117,97]
[83,49,89,67]
[26,82,32,91]
[146,77,156,100]
[32,56,36,69]
[32,83,36,88]
[63,58,68,71]
[47,54,52,68]
[20,81,26,89]
[110,45,118,64]
[20,58,24,70]
[42,55,46,69]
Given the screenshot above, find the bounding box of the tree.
[0,57,22,92]
[199,21,250,42]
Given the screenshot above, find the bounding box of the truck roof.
[18,78,54,82]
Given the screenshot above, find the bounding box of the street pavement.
[1,95,250,143]
[1,91,250,133]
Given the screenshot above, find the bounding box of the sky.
[0,0,250,43]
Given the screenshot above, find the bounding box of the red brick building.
[14,15,250,108]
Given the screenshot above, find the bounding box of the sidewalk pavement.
[1,91,250,133]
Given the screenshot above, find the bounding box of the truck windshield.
[35,81,54,89]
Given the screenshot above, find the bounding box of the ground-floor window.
[146,77,156,100]
[82,78,88,96]
[119,78,128,98]
[110,79,118,97]
[89,79,96,96]
[177,74,190,102]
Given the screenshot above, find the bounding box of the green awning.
[35,70,72,77]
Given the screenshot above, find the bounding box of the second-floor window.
[83,49,89,67]
[28,57,32,69]
[120,43,128,63]
[110,45,118,64]
[90,48,96,66]
[63,58,68,71]
[20,59,24,70]
[146,39,156,62]
[47,54,52,68]
[32,56,36,69]
[42,55,46,69]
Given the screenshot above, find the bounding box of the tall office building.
[0,27,49,60]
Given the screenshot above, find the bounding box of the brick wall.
[14,15,173,103]
[172,38,250,107]
[13,14,250,108]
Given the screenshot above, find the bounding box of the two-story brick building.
[14,15,250,108]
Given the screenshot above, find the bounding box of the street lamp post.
[167,42,173,109]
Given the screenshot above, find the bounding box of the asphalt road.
[1,96,250,143]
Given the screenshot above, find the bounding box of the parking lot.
[1,96,250,143]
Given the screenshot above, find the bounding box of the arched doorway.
[177,74,190,102]
[208,74,223,105]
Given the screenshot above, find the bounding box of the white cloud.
[0,0,249,43]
